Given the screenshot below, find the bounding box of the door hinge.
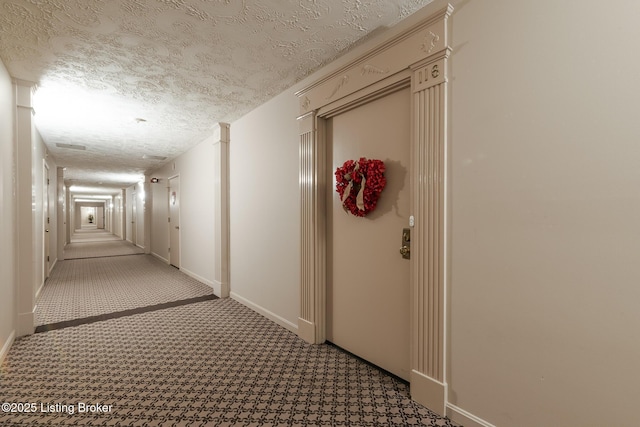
[168,247,171,252]
[47,256,50,262]
[47,178,50,185]
[168,217,170,222]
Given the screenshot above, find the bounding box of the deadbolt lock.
[400,228,411,259]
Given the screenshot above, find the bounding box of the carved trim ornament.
[421,30,441,54]
[296,3,453,416]
[326,75,350,100]
[361,64,390,76]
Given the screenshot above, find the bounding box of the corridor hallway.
[0,229,457,426]
[64,228,145,260]
[35,228,215,330]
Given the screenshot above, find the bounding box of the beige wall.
[113,194,123,238]
[446,0,640,426]
[150,134,217,287]
[0,59,16,360]
[229,88,300,330]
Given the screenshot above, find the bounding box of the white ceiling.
[0,0,432,195]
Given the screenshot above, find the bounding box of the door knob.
[399,245,410,258]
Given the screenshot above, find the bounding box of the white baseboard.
[212,280,230,298]
[410,370,447,416]
[35,280,45,300]
[212,280,222,298]
[49,258,57,273]
[230,292,298,334]
[447,403,496,427]
[136,243,144,250]
[180,267,214,288]
[16,310,35,337]
[151,252,169,264]
[297,317,315,344]
[0,330,15,365]
[211,280,220,297]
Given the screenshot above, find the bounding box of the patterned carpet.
[36,255,215,326]
[70,228,122,243]
[3,241,458,426]
[1,299,457,426]
[64,240,145,259]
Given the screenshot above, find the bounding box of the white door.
[327,87,411,380]
[169,176,181,268]
[97,206,104,229]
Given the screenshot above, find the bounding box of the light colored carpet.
[36,254,214,326]
[1,299,458,426]
[64,240,145,259]
[71,228,121,243]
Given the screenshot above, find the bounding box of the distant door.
[326,87,412,380]
[131,193,137,245]
[43,162,50,279]
[169,176,181,268]
[97,206,104,229]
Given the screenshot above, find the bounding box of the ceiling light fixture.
[56,143,86,150]
[142,154,167,161]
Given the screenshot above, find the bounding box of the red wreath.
[335,158,386,217]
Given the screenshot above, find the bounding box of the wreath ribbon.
[340,162,366,211]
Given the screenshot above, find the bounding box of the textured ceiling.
[0,0,433,195]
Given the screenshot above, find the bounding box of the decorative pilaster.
[65,184,71,244]
[121,189,127,241]
[14,79,36,337]
[143,175,152,254]
[57,168,65,260]
[297,111,326,344]
[212,123,231,298]
[409,48,450,415]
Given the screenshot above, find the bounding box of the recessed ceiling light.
[56,143,86,150]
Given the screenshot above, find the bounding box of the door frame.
[294,4,452,414]
[168,174,181,268]
[131,192,137,245]
[43,160,50,280]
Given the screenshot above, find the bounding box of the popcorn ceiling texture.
[0,0,433,189]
